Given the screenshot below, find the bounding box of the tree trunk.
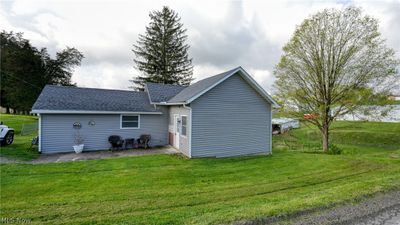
[322,124,329,152]
[6,107,10,114]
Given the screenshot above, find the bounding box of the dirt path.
[233,190,400,225]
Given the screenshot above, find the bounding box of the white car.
[0,123,14,145]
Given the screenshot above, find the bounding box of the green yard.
[0,114,39,160]
[0,115,399,224]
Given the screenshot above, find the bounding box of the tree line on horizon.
[0,31,84,114]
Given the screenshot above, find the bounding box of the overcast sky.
[1,0,399,93]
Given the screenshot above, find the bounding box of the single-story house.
[32,66,278,158]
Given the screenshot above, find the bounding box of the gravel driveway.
[233,190,400,225]
[353,206,400,225]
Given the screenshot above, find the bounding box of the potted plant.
[73,131,84,153]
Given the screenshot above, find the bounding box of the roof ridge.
[33,84,157,112]
[190,66,241,85]
[146,82,187,87]
[45,84,140,93]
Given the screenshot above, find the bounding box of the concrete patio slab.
[1,146,179,164]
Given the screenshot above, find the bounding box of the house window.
[181,116,187,136]
[121,115,140,129]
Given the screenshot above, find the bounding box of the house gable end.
[186,67,278,107]
[190,74,272,157]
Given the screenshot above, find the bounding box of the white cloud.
[1,0,399,92]
[72,63,134,90]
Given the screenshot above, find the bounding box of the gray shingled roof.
[146,82,187,103]
[32,85,159,112]
[168,67,240,103]
[32,67,277,113]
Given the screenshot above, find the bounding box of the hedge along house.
[32,67,278,158]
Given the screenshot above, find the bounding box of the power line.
[1,72,42,90]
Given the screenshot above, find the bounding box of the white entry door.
[173,115,180,149]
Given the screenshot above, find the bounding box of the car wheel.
[3,131,14,145]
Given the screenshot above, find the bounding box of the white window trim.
[180,115,188,138]
[120,114,140,129]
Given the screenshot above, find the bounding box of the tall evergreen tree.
[131,6,193,90]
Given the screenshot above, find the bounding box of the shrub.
[328,144,342,155]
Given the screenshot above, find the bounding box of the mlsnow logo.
[0,217,32,224]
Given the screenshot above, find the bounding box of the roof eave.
[153,102,186,105]
[30,110,163,114]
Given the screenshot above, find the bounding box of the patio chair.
[137,134,151,149]
[108,135,125,150]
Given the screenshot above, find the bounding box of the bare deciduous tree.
[274,7,399,152]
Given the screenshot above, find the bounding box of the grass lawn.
[0,114,39,160]
[1,116,399,224]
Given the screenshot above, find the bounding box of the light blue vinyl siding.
[168,106,190,156]
[40,107,168,154]
[190,74,272,157]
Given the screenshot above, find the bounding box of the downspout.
[270,108,272,155]
[38,114,42,153]
[183,104,192,158]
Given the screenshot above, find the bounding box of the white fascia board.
[237,68,280,107]
[183,104,192,158]
[144,84,156,106]
[31,110,163,114]
[153,102,185,105]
